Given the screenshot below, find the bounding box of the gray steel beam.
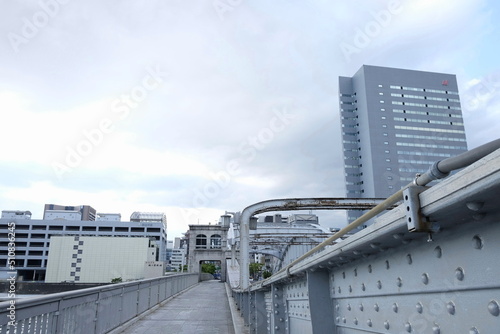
[252,290,268,334]
[307,269,335,333]
[270,283,286,334]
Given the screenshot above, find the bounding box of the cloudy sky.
[1,0,499,239]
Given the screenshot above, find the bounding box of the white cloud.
[0,0,499,238]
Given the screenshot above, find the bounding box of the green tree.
[201,263,216,275]
[111,277,122,283]
[249,263,264,277]
[262,271,272,279]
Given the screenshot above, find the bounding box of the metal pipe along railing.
[260,138,500,287]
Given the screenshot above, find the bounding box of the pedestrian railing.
[0,273,198,334]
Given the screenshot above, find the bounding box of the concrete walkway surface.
[115,280,236,334]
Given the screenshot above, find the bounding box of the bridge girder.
[238,197,394,290]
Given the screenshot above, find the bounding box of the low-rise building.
[45,236,159,283]
[0,211,167,281]
[171,248,186,271]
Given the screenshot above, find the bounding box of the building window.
[210,234,222,249]
[196,234,207,249]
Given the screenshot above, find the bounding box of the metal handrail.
[0,273,198,333]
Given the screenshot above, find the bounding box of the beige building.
[45,236,159,283]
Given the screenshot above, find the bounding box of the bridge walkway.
[114,280,240,334]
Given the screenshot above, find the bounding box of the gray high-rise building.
[339,65,468,226]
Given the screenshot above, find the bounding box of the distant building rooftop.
[1,210,32,219]
[130,212,166,224]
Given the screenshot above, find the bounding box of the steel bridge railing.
[0,273,198,334]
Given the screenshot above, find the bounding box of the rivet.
[370,242,380,249]
[367,319,372,327]
[472,235,483,250]
[447,301,456,315]
[397,277,403,287]
[377,280,382,289]
[368,265,372,273]
[407,254,412,264]
[416,302,423,314]
[393,233,404,239]
[347,303,351,311]
[469,327,479,334]
[338,287,341,293]
[361,283,366,291]
[405,322,412,332]
[392,303,398,313]
[353,318,358,325]
[342,317,346,323]
[354,268,357,277]
[342,272,346,279]
[374,303,379,312]
[336,316,340,323]
[335,304,340,311]
[359,303,364,311]
[432,324,441,334]
[349,285,352,293]
[384,321,390,330]
[472,213,485,221]
[488,300,500,316]
[386,260,390,269]
[422,273,429,285]
[434,246,442,258]
[455,267,465,281]
[466,201,484,211]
